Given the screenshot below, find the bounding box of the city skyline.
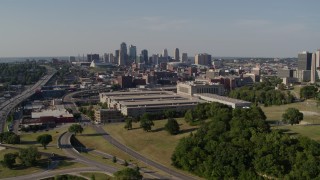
[1,0,320,58]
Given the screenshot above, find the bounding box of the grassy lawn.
[263,99,320,142]
[54,160,87,170]
[102,118,198,168]
[80,172,112,180]
[16,126,69,156]
[76,126,137,163]
[273,125,320,142]
[261,99,320,124]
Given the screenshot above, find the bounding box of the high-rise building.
[182,53,188,62]
[87,54,100,62]
[129,45,137,63]
[103,53,109,63]
[174,48,180,61]
[311,52,317,83]
[109,53,114,64]
[119,42,128,66]
[115,50,120,65]
[141,49,148,64]
[151,54,159,65]
[195,53,212,66]
[163,49,168,58]
[316,49,320,68]
[298,51,312,70]
[69,56,76,63]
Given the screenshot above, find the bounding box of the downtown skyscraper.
[129,45,137,63]
[119,42,128,66]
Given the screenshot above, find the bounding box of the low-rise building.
[194,93,251,108]
[177,81,225,97]
[94,109,124,124]
[99,90,202,117]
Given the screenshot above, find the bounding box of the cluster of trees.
[68,124,84,136]
[78,106,95,120]
[113,167,142,180]
[124,110,184,132]
[0,132,20,144]
[300,85,319,99]
[125,112,181,135]
[229,78,295,106]
[1,146,41,169]
[172,104,320,179]
[184,102,232,125]
[0,62,46,86]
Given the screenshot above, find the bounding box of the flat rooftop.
[101,90,172,97]
[109,94,184,101]
[120,99,201,107]
[32,109,73,119]
[195,93,251,104]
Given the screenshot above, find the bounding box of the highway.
[1,167,105,180]
[0,67,56,133]
[59,132,119,173]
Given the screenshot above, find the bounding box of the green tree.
[165,118,180,135]
[123,160,129,166]
[300,86,318,99]
[113,167,142,180]
[140,117,154,132]
[112,156,117,163]
[73,113,81,121]
[282,108,304,125]
[0,132,20,144]
[19,146,41,166]
[124,118,133,130]
[1,153,18,169]
[37,134,53,149]
[68,124,84,136]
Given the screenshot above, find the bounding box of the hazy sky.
[1,0,320,57]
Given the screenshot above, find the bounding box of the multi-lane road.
[0,68,56,133]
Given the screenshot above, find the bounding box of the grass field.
[261,99,320,124]
[274,125,320,142]
[80,172,112,180]
[102,118,198,168]
[16,126,69,156]
[262,99,320,142]
[76,126,138,163]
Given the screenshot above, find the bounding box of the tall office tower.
[182,53,188,62]
[195,53,212,66]
[311,52,317,83]
[119,42,128,66]
[103,53,109,63]
[174,48,180,61]
[316,49,320,68]
[298,51,312,70]
[162,49,168,58]
[69,56,76,63]
[87,54,100,62]
[109,53,114,64]
[129,45,137,63]
[151,54,159,65]
[141,49,148,64]
[115,50,120,64]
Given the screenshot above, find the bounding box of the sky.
[0,0,320,58]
